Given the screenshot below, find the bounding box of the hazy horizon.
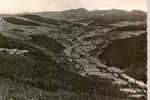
[0,0,146,14]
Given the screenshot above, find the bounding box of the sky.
[0,0,147,14]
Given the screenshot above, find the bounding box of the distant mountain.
[25,8,146,22]
[76,9,146,26]
[27,8,92,21]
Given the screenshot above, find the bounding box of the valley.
[0,8,147,100]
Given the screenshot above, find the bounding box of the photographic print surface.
[0,0,147,100]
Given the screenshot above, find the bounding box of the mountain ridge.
[14,8,146,21]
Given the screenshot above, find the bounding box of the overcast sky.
[0,0,147,14]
